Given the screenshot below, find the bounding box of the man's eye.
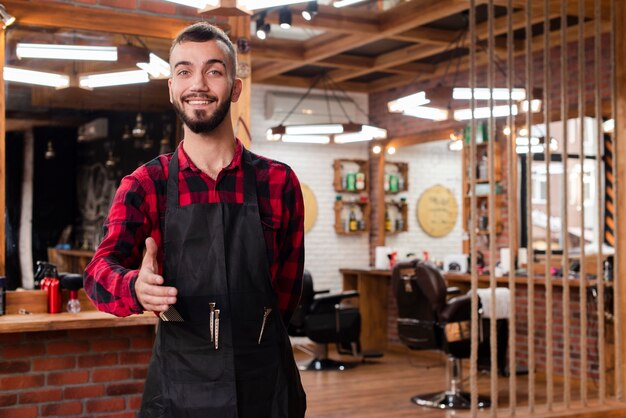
[208,70,222,76]
[177,70,190,76]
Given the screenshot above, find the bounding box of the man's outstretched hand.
[135,237,177,312]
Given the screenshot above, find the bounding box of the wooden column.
[228,16,252,148]
[615,0,626,396]
[369,150,385,266]
[1,28,6,276]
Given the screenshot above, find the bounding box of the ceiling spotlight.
[372,145,382,154]
[0,4,15,29]
[279,7,292,29]
[256,15,270,40]
[302,1,318,21]
[387,146,396,155]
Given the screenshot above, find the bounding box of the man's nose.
[190,72,209,91]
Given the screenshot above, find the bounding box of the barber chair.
[288,270,382,371]
[392,260,490,409]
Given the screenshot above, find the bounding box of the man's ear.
[168,78,174,103]
[230,78,243,103]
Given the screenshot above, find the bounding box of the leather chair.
[288,270,381,371]
[392,260,490,409]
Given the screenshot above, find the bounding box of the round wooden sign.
[416,185,458,238]
[301,183,318,234]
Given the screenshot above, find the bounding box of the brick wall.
[0,326,155,418]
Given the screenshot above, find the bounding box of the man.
[84,22,306,417]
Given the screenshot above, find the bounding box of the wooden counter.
[0,288,157,333]
[0,311,157,334]
[340,267,606,353]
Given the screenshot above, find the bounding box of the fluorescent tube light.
[603,118,614,133]
[333,0,366,7]
[284,123,345,135]
[453,105,518,121]
[402,106,449,121]
[520,99,542,113]
[240,0,310,10]
[3,66,70,88]
[281,134,330,144]
[387,91,429,113]
[515,136,541,146]
[516,145,544,154]
[452,87,527,101]
[335,125,387,143]
[79,69,149,89]
[137,53,171,79]
[16,43,118,61]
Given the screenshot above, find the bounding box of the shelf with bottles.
[334,159,369,193]
[384,199,408,235]
[334,198,370,235]
[384,162,408,194]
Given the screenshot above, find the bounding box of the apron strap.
[166,148,180,209]
[242,149,258,206]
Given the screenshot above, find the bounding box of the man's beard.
[173,92,232,135]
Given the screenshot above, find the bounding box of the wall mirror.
[4,23,179,289]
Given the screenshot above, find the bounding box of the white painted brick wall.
[249,85,370,293]
[248,85,462,291]
[386,141,464,263]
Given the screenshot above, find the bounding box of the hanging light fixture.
[105,150,117,168]
[122,125,132,140]
[0,4,15,29]
[132,113,146,138]
[266,74,387,145]
[301,1,318,21]
[44,141,56,160]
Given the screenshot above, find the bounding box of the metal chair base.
[298,357,352,371]
[411,391,491,410]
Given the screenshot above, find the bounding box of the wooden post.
[615,0,626,397]
[369,149,385,267]
[1,28,6,276]
[228,16,252,148]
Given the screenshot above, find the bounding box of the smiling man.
[84,22,306,418]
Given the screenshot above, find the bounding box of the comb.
[159,306,184,322]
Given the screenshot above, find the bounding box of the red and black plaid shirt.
[84,139,305,323]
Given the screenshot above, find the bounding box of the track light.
[279,7,292,29]
[0,4,15,29]
[302,1,318,21]
[255,14,270,40]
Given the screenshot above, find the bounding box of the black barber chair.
[288,270,382,371]
[392,260,490,409]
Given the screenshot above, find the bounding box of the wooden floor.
[295,345,626,418]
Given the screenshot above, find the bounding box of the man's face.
[168,40,241,134]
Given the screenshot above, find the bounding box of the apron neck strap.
[166,146,258,208]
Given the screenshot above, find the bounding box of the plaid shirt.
[84,139,305,323]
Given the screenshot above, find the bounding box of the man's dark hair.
[170,22,237,81]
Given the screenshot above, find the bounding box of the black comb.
[159,306,184,322]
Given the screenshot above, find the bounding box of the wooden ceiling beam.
[386,128,460,149]
[264,6,378,34]
[254,0,469,82]
[328,43,445,83]
[254,75,369,93]
[1,0,201,39]
[389,28,463,45]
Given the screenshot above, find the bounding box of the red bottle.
[41,277,62,314]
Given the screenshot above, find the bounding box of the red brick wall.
[0,325,155,418]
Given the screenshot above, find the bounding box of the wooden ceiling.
[1,0,613,118]
[251,0,612,93]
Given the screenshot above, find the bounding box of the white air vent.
[265,92,362,124]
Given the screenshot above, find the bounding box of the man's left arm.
[274,167,305,325]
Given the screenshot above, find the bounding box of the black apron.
[139,148,306,418]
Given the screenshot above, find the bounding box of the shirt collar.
[177,138,244,173]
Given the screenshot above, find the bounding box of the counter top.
[340,267,606,288]
[0,311,157,334]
